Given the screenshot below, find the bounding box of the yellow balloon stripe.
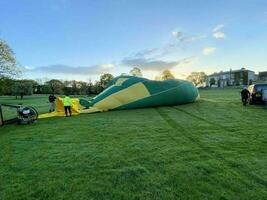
[82,82,150,113]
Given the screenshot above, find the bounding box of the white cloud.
[132,48,158,58]
[213,24,224,32]
[172,30,206,44]
[212,24,225,39]
[202,47,216,55]
[26,63,114,75]
[122,56,197,71]
[23,65,35,70]
[122,30,200,71]
[100,64,114,69]
[122,58,179,71]
[213,31,225,39]
[180,35,206,43]
[172,31,183,39]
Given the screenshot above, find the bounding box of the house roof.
[207,68,255,77]
[259,71,267,77]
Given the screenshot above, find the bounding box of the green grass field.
[0,89,267,200]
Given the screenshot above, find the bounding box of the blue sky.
[0,0,267,81]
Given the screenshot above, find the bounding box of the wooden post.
[0,105,4,126]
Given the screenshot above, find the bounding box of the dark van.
[248,84,267,104]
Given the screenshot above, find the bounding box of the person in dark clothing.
[48,94,56,112]
[241,87,250,106]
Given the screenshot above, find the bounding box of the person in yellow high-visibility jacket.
[63,94,72,117]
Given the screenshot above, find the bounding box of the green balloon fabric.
[80,76,199,113]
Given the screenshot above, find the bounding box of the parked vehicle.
[248,84,267,104]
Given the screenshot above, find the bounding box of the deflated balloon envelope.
[80,76,199,113]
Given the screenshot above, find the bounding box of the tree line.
[0,74,115,99]
[0,67,179,99]
[1,38,207,99]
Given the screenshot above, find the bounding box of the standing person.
[48,94,56,112]
[241,87,250,106]
[63,94,72,117]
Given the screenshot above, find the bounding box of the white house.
[206,68,255,87]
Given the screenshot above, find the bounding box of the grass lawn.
[0,89,267,199]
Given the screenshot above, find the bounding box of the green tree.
[24,79,38,93]
[45,79,64,94]
[79,81,89,95]
[99,73,114,89]
[63,86,72,95]
[0,76,14,95]
[0,39,19,77]
[93,81,103,94]
[161,70,175,80]
[209,78,216,86]
[71,80,79,95]
[87,80,94,95]
[130,67,143,77]
[41,84,52,94]
[186,72,207,86]
[12,80,33,99]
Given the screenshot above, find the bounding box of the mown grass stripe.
[155,107,252,194]
[159,106,267,188]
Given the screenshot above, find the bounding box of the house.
[206,68,255,87]
[258,71,267,82]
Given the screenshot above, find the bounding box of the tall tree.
[93,81,103,94]
[87,80,94,95]
[0,39,19,77]
[41,84,52,94]
[79,81,89,95]
[186,72,207,86]
[99,73,114,89]
[71,80,79,95]
[209,78,216,86]
[0,76,14,95]
[45,79,64,94]
[161,70,175,80]
[25,79,38,93]
[12,80,33,99]
[130,67,143,77]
